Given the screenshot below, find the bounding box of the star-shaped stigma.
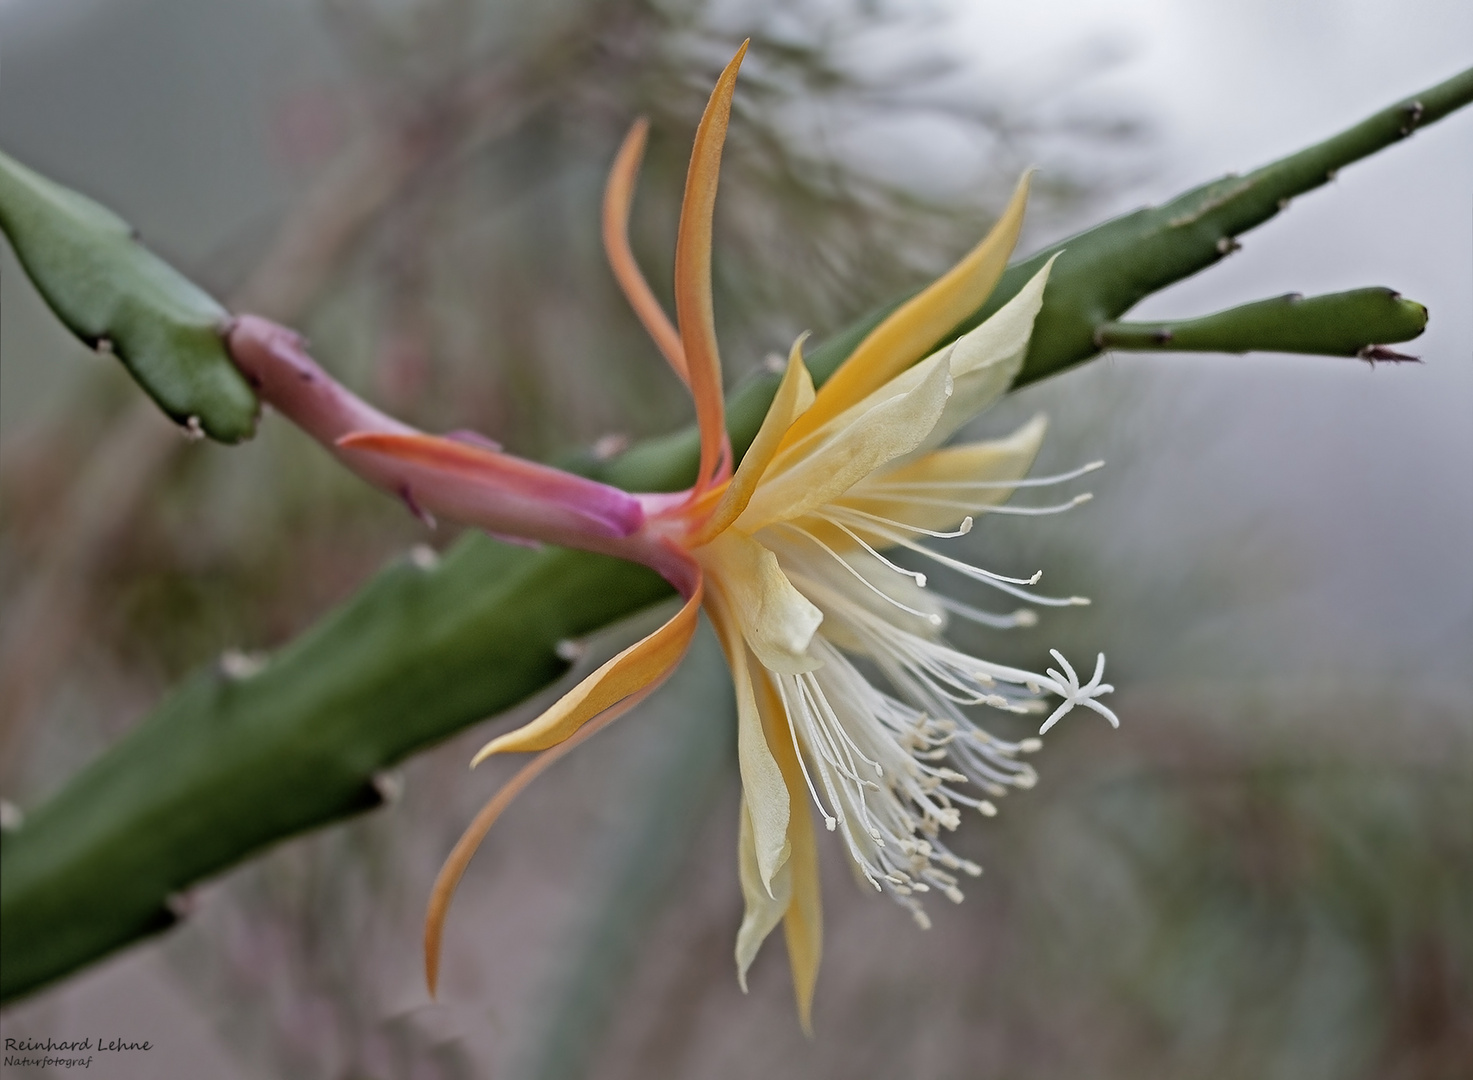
[1039,649,1119,735]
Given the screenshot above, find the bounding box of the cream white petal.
[735,353,953,532]
[735,796,793,991]
[756,256,1051,485]
[916,257,1057,455]
[699,530,823,674]
[725,628,792,892]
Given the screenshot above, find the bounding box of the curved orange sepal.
[423,678,664,997]
[674,40,749,492]
[604,118,689,383]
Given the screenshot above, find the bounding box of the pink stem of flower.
[227,315,416,444]
[226,315,664,558]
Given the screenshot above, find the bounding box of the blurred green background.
[1,1,1469,1078]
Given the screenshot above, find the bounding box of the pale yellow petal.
[690,336,815,546]
[755,257,1054,503]
[735,795,794,991]
[735,352,953,532]
[916,257,1056,453]
[699,531,822,674]
[752,672,823,1035]
[707,585,792,892]
[779,169,1032,447]
[783,791,822,1036]
[471,582,702,761]
[736,660,793,892]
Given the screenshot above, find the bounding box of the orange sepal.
[674,40,748,492]
[604,117,689,384]
[424,678,664,997]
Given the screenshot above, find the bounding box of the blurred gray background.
[1,1,1469,1078]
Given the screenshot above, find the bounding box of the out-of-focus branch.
[0,399,183,776]
[0,117,440,781]
[232,68,536,323]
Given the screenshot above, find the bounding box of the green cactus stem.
[1092,287,1427,359]
[971,64,1470,389]
[0,150,258,443]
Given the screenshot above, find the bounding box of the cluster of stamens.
[754,457,1116,926]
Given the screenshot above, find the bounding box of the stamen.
[828,505,975,539]
[777,525,939,623]
[825,518,929,585]
[797,696,855,824]
[864,459,1104,492]
[852,493,1091,516]
[796,677,884,867]
[847,519,1043,588]
[938,595,1037,629]
[748,523,1116,929]
[805,677,884,778]
[774,676,838,830]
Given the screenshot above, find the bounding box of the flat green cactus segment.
[0,538,669,1003]
[1095,288,1428,356]
[2,68,1470,1004]
[0,149,258,443]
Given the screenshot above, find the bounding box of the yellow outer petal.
[753,670,822,1034]
[735,351,953,533]
[779,169,1033,447]
[772,257,1051,468]
[471,581,702,761]
[424,677,662,997]
[675,40,748,490]
[707,584,792,892]
[699,531,822,674]
[690,335,815,546]
[735,794,793,991]
[740,258,1055,530]
[782,776,822,1035]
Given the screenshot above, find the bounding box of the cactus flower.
[228,41,1116,1031]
